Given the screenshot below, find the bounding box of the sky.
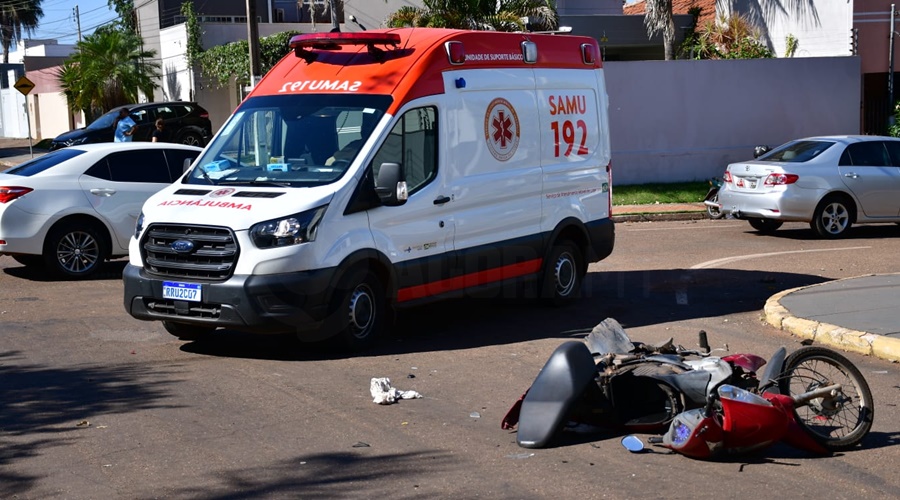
[26,0,120,46]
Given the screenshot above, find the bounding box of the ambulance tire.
[331,267,385,352]
[541,240,584,306]
[163,321,215,341]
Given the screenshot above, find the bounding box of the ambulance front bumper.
[123,263,338,340]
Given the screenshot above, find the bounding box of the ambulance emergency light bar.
[290,32,402,62]
[289,32,596,67]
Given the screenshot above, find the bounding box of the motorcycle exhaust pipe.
[792,384,842,405]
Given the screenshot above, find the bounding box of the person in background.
[114,108,137,142]
[151,118,170,143]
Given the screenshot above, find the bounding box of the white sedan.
[717,135,900,238]
[0,142,202,278]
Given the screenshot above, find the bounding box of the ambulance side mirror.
[375,162,408,206]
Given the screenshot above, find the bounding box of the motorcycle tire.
[778,346,874,451]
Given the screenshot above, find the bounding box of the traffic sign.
[14,76,35,96]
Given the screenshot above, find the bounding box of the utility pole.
[246,0,261,91]
[73,5,82,42]
[890,5,895,127]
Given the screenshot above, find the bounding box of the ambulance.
[123,28,615,350]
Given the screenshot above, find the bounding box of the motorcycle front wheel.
[778,347,874,451]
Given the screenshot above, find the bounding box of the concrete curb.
[764,277,900,362]
[611,211,709,223]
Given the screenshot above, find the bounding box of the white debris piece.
[370,377,422,405]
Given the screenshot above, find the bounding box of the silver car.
[717,135,900,238]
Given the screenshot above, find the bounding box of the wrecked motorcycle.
[502,318,874,453]
[703,177,725,219]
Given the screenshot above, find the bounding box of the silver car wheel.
[820,202,849,235]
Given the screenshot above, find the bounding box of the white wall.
[721,0,854,57]
[605,56,861,184]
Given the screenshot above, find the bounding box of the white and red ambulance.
[123,28,614,350]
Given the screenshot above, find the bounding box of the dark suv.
[49,102,213,151]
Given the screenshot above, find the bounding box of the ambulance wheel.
[163,321,215,341]
[541,240,584,305]
[331,267,385,352]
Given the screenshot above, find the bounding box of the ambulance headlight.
[250,205,327,249]
[134,212,144,239]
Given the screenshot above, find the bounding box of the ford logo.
[171,239,195,254]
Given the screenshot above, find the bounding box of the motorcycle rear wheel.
[778,347,874,451]
[706,193,725,219]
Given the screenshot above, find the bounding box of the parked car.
[49,102,212,150]
[0,142,202,278]
[717,135,900,238]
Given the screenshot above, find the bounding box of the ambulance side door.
[442,69,545,285]
[366,104,456,302]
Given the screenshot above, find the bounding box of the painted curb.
[764,277,900,362]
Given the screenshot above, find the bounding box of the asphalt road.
[2,218,899,499]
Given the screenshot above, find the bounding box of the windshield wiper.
[215,179,293,187]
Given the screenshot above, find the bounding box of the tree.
[182,2,203,99]
[384,0,558,32]
[683,14,774,60]
[57,29,160,121]
[107,0,137,34]
[643,0,675,61]
[0,0,43,64]
[197,31,300,88]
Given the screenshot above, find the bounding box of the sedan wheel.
[43,223,107,279]
[747,217,783,234]
[811,198,852,238]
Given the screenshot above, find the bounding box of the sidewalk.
[0,137,895,362]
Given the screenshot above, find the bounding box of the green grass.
[613,181,709,206]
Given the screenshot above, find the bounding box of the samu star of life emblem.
[484,97,520,162]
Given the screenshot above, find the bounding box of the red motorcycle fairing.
[660,408,725,459]
[722,353,767,374]
[719,389,787,451]
[762,393,830,454]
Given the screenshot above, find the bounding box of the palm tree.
[57,28,160,121]
[643,0,675,60]
[385,0,558,32]
[0,0,44,64]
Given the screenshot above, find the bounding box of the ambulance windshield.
[187,94,392,187]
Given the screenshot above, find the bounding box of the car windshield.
[186,94,392,188]
[760,140,835,163]
[4,148,86,176]
[86,109,121,130]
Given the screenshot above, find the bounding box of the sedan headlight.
[249,205,327,249]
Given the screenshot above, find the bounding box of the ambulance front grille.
[141,224,238,280]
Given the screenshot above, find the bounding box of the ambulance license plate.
[162,281,201,302]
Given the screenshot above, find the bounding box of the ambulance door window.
[371,107,437,194]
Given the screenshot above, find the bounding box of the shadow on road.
[739,223,900,241]
[0,350,181,498]
[2,260,127,282]
[179,268,831,361]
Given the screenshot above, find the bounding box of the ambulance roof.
[251,28,602,113]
